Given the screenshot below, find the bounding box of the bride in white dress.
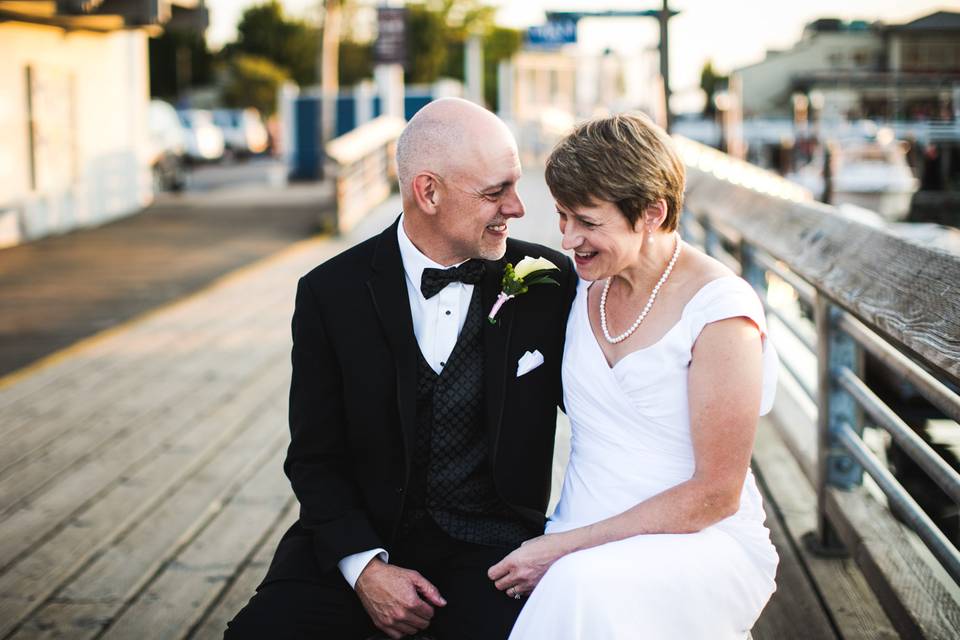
[488,113,779,639]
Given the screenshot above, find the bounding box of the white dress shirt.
[337,214,477,588]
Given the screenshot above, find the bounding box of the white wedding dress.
[508,276,780,640]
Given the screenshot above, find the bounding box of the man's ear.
[412,172,441,214]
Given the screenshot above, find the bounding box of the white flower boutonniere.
[487,256,560,324]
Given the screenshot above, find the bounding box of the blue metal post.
[678,207,693,244]
[702,217,720,258]
[813,293,863,552]
[740,242,766,299]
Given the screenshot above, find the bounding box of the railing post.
[812,293,864,553]
[678,207,693,244]
[739,241,766,298]
[702,216,720,258]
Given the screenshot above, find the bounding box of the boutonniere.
[488,256,560,324]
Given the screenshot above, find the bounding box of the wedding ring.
[513,592,522,600]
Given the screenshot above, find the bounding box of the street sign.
[375,7,407,66]
[526,17,577,48]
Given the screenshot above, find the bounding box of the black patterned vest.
[401,287,536,547]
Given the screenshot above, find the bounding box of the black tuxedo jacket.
[264,218,578,583]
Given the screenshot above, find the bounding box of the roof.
[888,11,960,32]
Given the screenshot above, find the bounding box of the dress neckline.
[581,276,740,370]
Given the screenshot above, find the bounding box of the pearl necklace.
[600,234,682,344]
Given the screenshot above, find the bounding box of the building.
[498,12,663,162]
[734,12,960,122]
[0,1,207,248]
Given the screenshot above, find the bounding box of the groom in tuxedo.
[226,98,577,639]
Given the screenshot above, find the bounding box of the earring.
[647,226,654,244]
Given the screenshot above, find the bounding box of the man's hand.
[355,558,446,639]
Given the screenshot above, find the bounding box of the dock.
[0,161,955,638]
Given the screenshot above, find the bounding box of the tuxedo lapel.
[482,256,515,469]
[367,218,418,479]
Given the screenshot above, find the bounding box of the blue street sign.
[527,18,577,48]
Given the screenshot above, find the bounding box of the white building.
[734,19,883,118]
[733,13,960,122]
[499,46,661,161]
[0,0,206,248]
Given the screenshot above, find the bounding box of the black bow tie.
[420,260,486,299]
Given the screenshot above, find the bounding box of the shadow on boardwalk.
[0,176,333,377]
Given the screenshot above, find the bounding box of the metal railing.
[686,203,960,583]
[675,134,960,634]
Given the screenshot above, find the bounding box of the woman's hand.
[487,533,571,597]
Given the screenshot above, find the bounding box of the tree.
[221,54,290,117]
[339,40,374,87]
[225,1,318,87]
[405,3,449,84]
[700,60,728,118]
[483,26,522,110]
[407,0,498,84]
[148,27,214,101]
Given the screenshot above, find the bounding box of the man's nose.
[502,188,525,219]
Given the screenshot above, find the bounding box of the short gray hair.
[395,113,461,199]
[545,112,685,231]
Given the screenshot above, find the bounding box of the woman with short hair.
[490,112,779,639]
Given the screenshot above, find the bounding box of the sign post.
[374,6,407,120]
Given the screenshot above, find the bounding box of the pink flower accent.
[487,291,515,323]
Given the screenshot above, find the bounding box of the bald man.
[226,99,578,639]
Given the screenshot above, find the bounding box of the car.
[212,108,270,157]
[177,108,226,163]
[147,99,187,191]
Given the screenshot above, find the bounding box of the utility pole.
[540,7,676,130]
[465,33,484,105]
[658,0,672,131]
[320,0,341,145]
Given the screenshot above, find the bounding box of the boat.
[786,129,920,221]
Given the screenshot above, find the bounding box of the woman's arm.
[489,316,764,594]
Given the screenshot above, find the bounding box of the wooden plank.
[0,340,287,573]
[757,345,960,638]
[752,420,899,640]
[752,464,839,640]
[826,486,960,639]
[0,285,286,484]
[99,444,294,640]
[0,285,232,414]
[0,306,226,446]
[9,407,289,639]
[682,158,960,386]
[190,502,298,639]
[0,364,289,638]
[0,210,335,413]
[0,279,287,504]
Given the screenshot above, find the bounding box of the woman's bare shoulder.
[675,242,735,295]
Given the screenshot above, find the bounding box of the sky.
[204,0,959,109]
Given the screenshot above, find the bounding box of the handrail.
[678,134,960,637]
[836,422,960,584]
[837,366,960,506]
[837,311,960,426]
[324,116,406,234]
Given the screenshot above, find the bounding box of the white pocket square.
[516,350,544,377]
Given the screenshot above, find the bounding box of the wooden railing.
[675,136,960,638]
[324,116,406,234]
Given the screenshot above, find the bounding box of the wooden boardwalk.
[0,174,899,638]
